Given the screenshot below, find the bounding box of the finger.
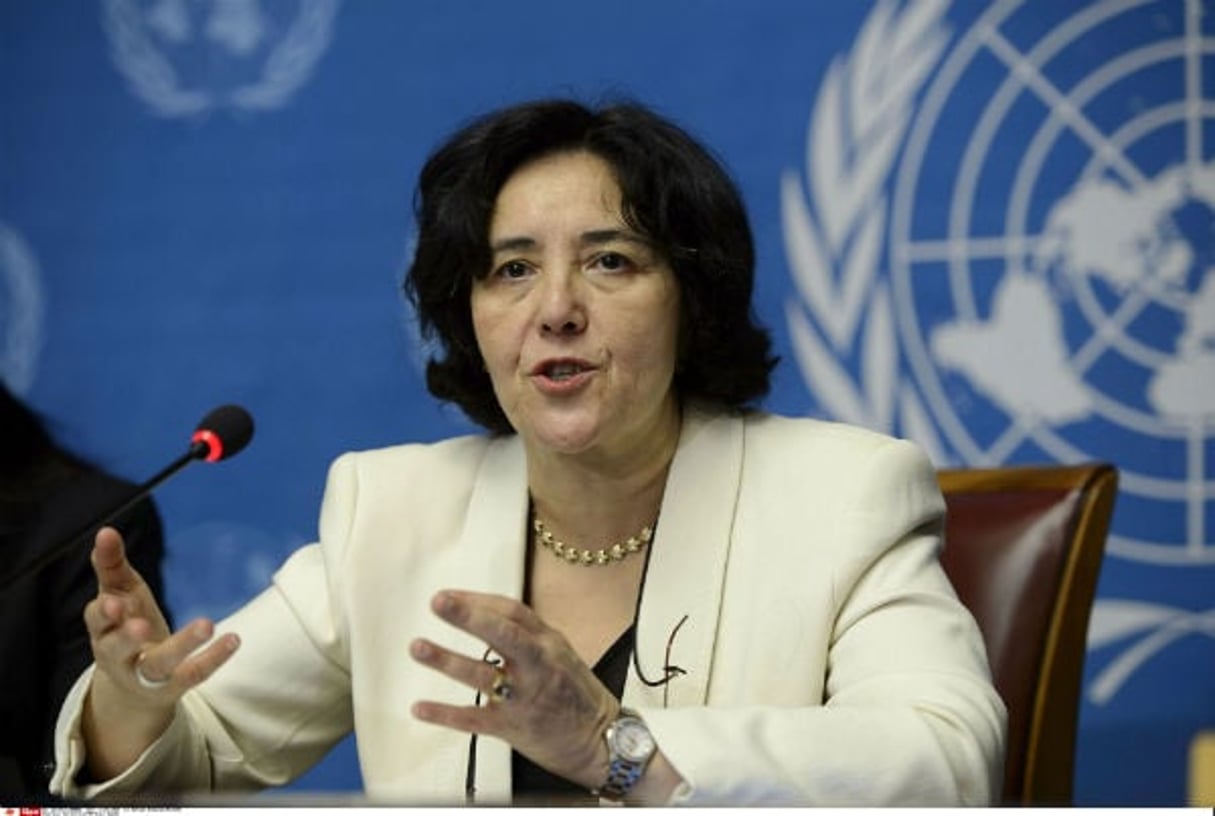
[172,631,241,689]
[432,590,544,631]
[83,592,132,638]
[430,590,547,659]
[132,631,241,694]
[410,638,504,696]
[84,585,165,648]
[88,605,163,673]
[91,527,144,594]
[411,698,496,736]
[134,618,224,681]
[131,626,240,689]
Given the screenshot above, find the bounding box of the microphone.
[0,404,255,590]
[188,404,255,463]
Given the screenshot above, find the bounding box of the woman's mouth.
[546,361,588,381]
[531,358,596,390]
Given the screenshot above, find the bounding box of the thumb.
[91,526,143,593]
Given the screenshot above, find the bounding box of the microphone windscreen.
[193,404,255,461]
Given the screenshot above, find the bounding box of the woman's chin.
[519,412,605,456]
[528,427,599,456]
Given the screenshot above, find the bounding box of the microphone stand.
[0,442,205,591]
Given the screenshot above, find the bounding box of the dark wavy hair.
[404,98,777,434]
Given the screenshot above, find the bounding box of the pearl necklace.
[532,515,654,566]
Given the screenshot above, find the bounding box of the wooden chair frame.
[937,462,1118,805]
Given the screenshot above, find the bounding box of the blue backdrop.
[2,0,1212,805]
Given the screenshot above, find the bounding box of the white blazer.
[52,406,1006,805]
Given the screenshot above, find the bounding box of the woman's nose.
[538,273,587,335]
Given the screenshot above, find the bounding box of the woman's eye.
[593,252,631,272]
[496,261,530,279]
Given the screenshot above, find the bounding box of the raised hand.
[409,589,617,790]
[79,526,241,779]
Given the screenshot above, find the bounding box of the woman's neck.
[525,409,680,550]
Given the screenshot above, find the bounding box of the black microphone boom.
[0,404,254,591]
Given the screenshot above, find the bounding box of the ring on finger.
[134,651,171,690]
[489,663,513,702]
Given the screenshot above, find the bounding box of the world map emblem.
[783,0,1214,700]
[103,0,340,117]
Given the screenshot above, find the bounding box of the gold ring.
[489,664,513,702]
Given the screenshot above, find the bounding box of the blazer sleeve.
[641,437,1007,806]
[50,454,361,799]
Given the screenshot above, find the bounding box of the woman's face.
[471,150,682,463]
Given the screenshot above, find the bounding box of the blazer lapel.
[625,406,744,710]
[450,435,530,803]
[456,436,530,600]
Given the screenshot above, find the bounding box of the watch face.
[612,717,656,763]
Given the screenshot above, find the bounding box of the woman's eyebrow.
[489,235,537,254]
[489,229,649,255]
[580,229,650,248]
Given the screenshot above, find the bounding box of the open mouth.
[535,359,593,381]
[544,361,588,381]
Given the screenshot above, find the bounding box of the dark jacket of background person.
[0,384,166,798]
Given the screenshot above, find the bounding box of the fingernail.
[434,592,456,615]
[410,639,432,659]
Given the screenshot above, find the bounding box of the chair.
[1191,730,1215,806]
[936,462,1118,805]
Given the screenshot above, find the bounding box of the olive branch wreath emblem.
[0,223,43,396]
[780,0,1210,705]
[102,0,340,118]
[780,0,951,463]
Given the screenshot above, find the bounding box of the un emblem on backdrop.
[783,0,1214,702]
[102,0,340,117]
[0,223,43,396]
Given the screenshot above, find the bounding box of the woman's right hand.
[79,526,241,780]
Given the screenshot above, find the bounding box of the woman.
[0,383,165,798]
[52,99,1005,805]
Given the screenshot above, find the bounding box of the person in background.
[0,383,166,799]
[51,98,1005,805]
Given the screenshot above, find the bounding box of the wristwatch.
[595,708,657,800]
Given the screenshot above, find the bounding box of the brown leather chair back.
[937,463,1118,805]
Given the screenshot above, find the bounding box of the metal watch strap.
[599,759,645,800]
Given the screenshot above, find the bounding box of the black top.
[0,468,165,799]
[511,624,635,805]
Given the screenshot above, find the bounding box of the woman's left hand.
[409,589,616,789]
